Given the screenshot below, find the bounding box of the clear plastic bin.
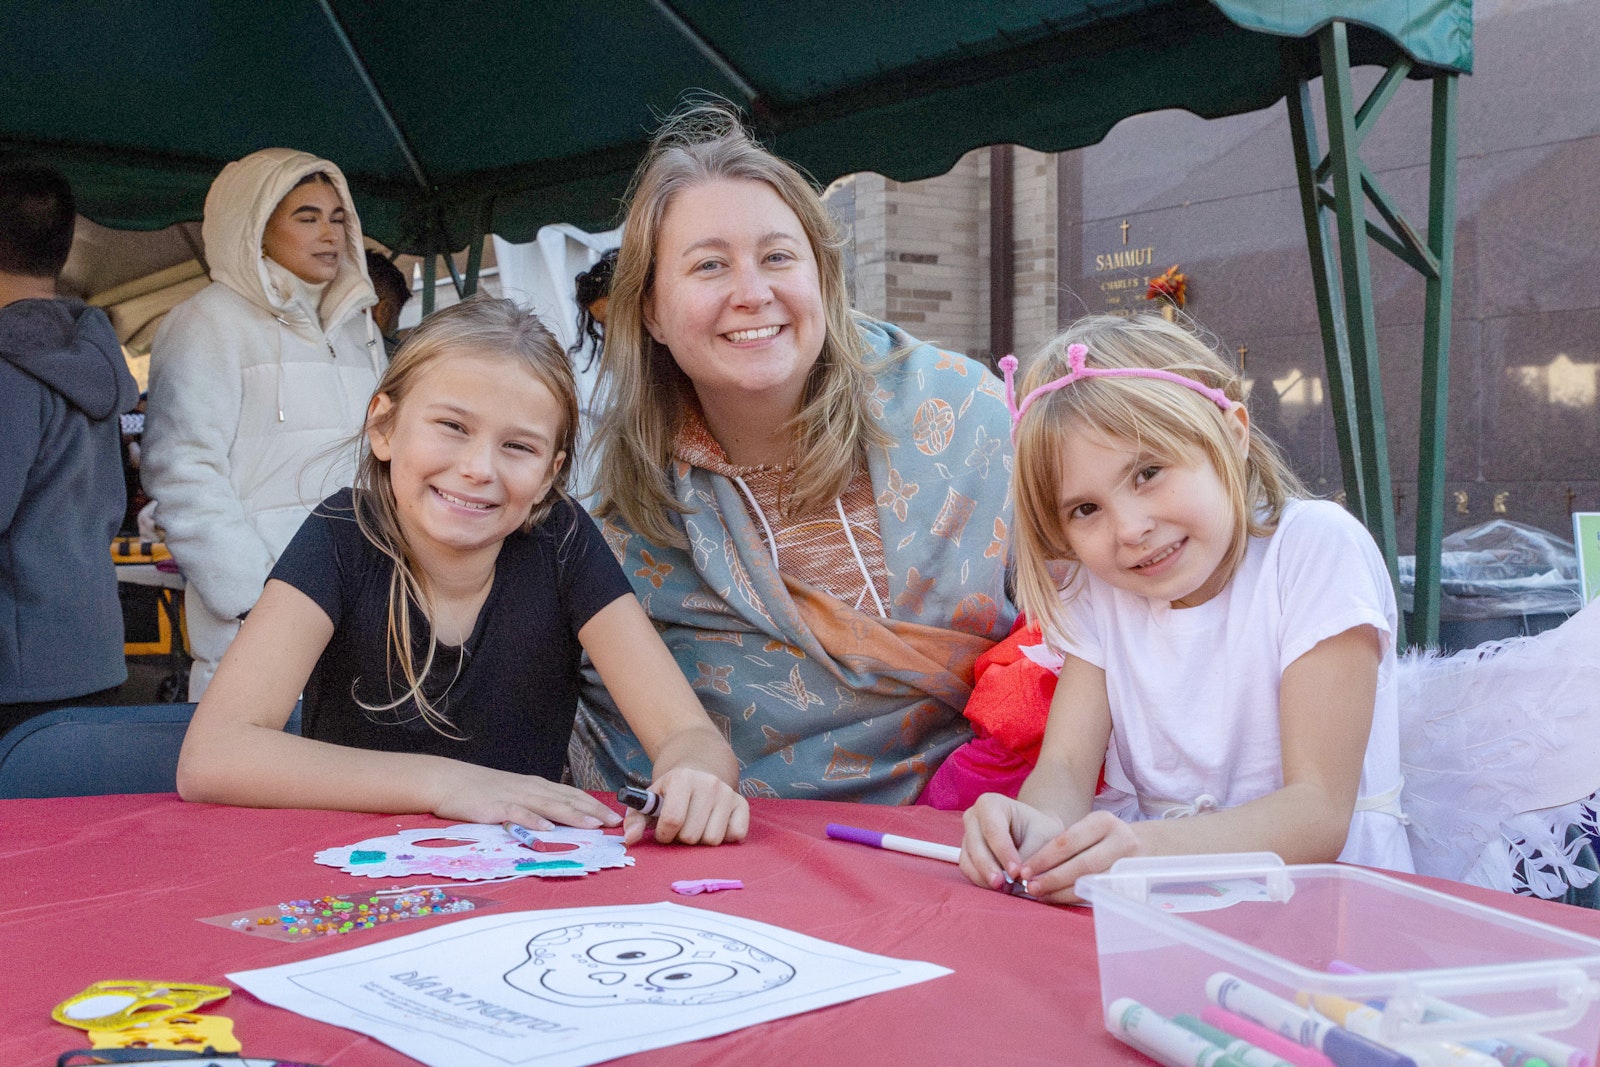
[1077,854,1600,1067]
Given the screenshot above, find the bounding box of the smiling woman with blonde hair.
[571,101,1016,804]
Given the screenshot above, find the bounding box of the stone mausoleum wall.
[828,0,1598,551]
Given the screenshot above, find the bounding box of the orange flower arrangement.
[1146,265,1187,308]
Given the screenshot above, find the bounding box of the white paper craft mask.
[315,824,632,880]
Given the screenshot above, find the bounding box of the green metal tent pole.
[417,237,485,312]
[462,234,485,298]
[442,252,466,299]
[646,0,762,106]
[1319,22,1400,593]
[316,0,430,192]
[1290,22,1463,649]
[460,201,494,298]
[1287,82,1364,514]
[1412,74,1460,646]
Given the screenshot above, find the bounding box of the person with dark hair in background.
[364,248,412,357]
[570,247,617,372]
[0,160,140,734]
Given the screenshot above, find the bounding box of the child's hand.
[1012,810,1145,905]
[960,793,1066,893]
[962,799,1146,904]
[428,763,623,832]
[628,768,749,846]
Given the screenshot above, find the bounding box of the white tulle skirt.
[1400,599,1600,900]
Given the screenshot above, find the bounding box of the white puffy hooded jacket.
[143,148,383,625]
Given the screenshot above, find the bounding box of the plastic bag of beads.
[200,886,493,943]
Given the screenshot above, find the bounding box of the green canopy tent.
[0,0,1472,644]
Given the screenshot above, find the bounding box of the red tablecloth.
[4,794,1599,1066]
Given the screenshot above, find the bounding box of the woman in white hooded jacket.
[143,148,384,698]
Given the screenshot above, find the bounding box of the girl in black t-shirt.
[177,296,748,846]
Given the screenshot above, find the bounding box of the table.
[5,795,1599,1067]
[114,543,188,670]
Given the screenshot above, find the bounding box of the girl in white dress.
[961,314,1413,904]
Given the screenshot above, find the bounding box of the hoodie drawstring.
[733,476,888,621]
[272,314,287,422]
[271,302,379,423]
[836,497,887,619]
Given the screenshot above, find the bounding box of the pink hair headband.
[999,343,1233,436]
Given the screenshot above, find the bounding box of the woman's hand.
[631,767,750,846]
[581,594,746,845]
[426,762,622,832]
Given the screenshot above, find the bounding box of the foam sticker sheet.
[202,888,494,942]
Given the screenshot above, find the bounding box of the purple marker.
[825,823,961,864]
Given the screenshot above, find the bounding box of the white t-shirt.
[1053,498,1414,873]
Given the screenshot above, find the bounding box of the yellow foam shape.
[51,980,231,1031]
[88,1012,240,1053]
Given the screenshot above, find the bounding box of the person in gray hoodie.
[0,161,139,735]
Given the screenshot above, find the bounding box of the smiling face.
[261,178,345,284]
[367,350,567,572]
[1054,420,1246,609]
[642,178,825,422]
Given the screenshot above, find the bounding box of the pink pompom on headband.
[999,343,1233,438]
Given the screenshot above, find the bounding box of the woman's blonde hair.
[1010,313,1308,645]
[591,98,891,546]
[351,295,580,735]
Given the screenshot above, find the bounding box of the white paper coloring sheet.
[229,901,951,1066]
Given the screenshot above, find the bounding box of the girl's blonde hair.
[1011,313,1308,645]
[591,98,892,546]
[352,295,580,735]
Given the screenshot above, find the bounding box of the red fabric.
[920,618,1060,808]
[920,617,1115,810]
[959,619,1058,761]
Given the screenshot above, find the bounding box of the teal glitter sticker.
[515,859,586,871]
[349,850,387,864]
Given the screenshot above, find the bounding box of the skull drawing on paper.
[504,922,795,1006]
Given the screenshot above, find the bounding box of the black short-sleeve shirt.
[269,489,633,778]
